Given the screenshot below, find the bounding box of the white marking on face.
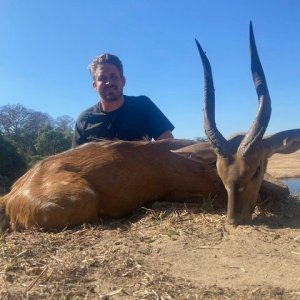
[238,186,245,192]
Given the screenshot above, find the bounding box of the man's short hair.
[88,53,124,80]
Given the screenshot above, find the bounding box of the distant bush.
[0,135,27,193]
[28,155,44,168]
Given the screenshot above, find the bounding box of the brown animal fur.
[0,136,292,231]
[0,139,226,230]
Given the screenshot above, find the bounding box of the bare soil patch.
[0,195,300,299]
[268,150,300,178]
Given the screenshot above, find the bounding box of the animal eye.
[252,166,261,179]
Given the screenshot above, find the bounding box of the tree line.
[0,104,75,193]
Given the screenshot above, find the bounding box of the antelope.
[190,22,300,224]
[0,23,300,231]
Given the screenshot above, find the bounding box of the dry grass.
[1,196,300,299]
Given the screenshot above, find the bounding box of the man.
[72,53,174,147]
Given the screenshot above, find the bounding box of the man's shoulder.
[76,104,100,123]
[78,104,99,117]
[124,95,153,108]
[125,95,150,101]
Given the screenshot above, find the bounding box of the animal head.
[176,22,300,225]
[197,23,275,224]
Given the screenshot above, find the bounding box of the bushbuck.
[0,22,300,231]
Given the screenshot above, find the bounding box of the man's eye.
[98,76,106,82]
[110,75,118,80]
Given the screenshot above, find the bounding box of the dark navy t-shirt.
[72,95,174,147]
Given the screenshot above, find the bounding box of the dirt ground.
[0,154,300,299]
[268,150,300,179]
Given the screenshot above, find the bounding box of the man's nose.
[105,77,115,85]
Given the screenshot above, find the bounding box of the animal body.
[0,139,227,230]
[1,23,300,231]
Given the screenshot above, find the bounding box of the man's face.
[93,63,126,102]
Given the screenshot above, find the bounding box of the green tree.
[0,134,27,193]
[35,125,72,157]
[0,104,74,164]
[55,115,75,132]
[195,137,208,142]
[54,115,74,149]
[0,104,53,158]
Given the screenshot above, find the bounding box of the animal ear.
[263,129,300,157]
[172,143,216,164]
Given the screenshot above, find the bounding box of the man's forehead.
[96,63,119,74]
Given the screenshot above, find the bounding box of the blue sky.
[0,1,300,139]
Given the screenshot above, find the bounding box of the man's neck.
[100,96,125,112]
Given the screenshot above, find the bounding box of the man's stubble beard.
[102,87,123,102]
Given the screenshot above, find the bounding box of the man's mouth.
[104,86,117,92]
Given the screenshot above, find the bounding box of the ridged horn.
[238,22,272,156]
[195,39,230,157]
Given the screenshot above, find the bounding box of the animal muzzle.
[226,192,253,226]
[227,213,252,226]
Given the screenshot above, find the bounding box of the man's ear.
[122,76,126,87]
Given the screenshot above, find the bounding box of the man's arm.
[72,120,87,148]
[140,96,175,140]
[157,130,174,140]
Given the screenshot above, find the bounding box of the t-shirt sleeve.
[72,116,87,148]
[142,96,175,140]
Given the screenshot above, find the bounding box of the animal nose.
[227,214,252,226]
[227,217,240,226]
